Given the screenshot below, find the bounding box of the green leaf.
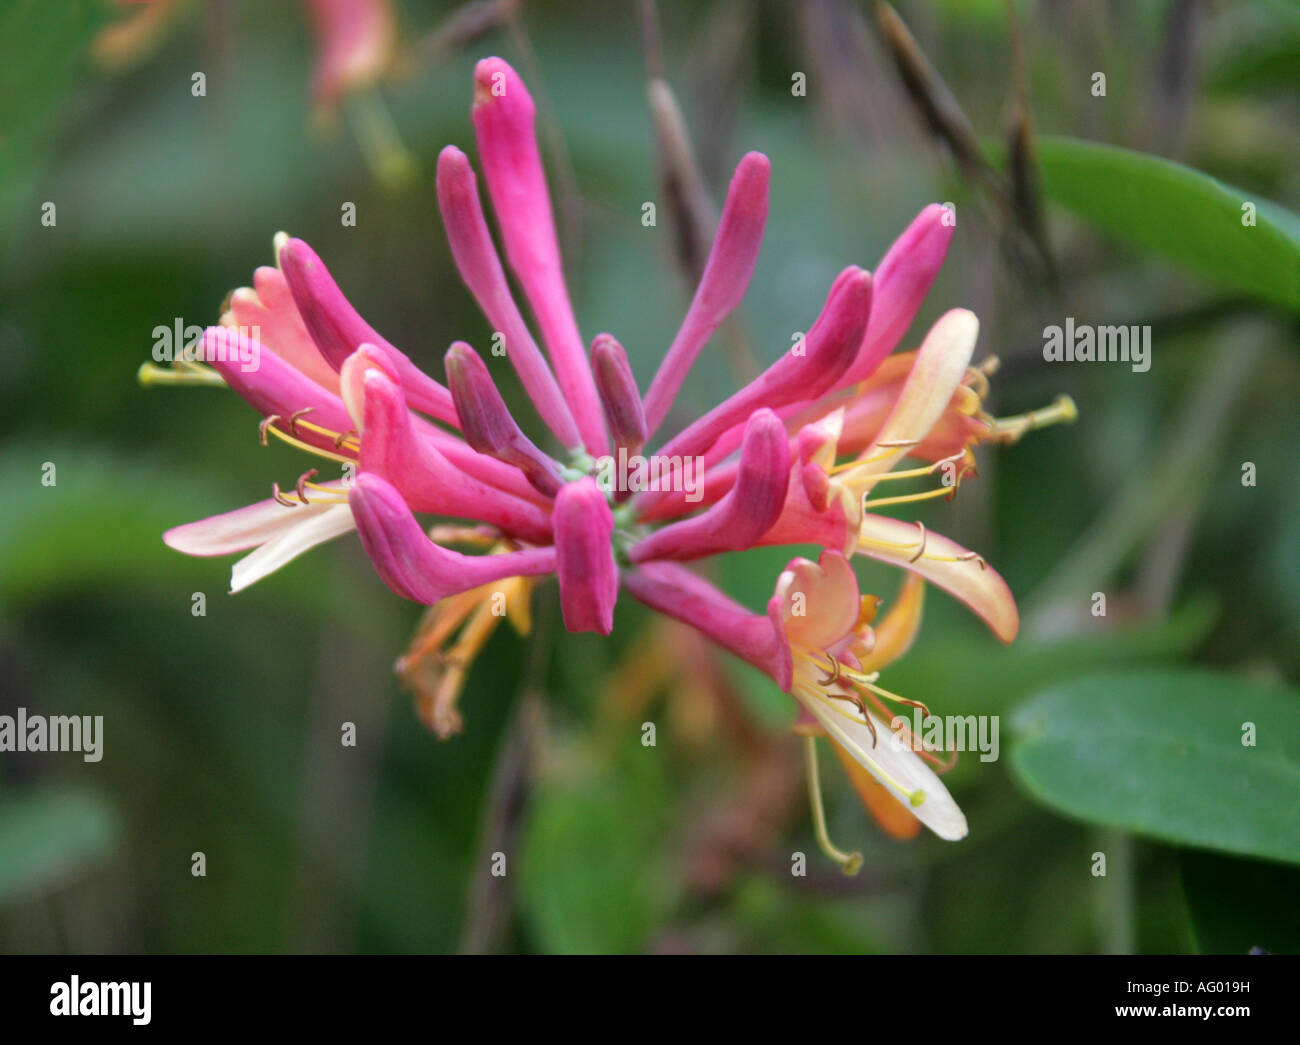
[1010,669,1300,864]
[0,785,120,902]
[1181,849,1300,954]
[886,596,1216,724]
[1034,136,1300,310]
[518,738,674,953]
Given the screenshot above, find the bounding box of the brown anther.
[272,482,297,507]
[817,654,842,687]
[334,428,359,450]
[288,407,316,437]
[860,703,879,747]
[259,414,281,446]
[945,463,977,501]
[965,366,990,400]
[295,468,319,504]
[897,697,932,719]
[909,521,928,563]
[928,449,967,475]
[830,690,878,747]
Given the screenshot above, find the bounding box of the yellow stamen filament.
[803,735,864,876]
[811,654,932,722]
[840,451,964,485]
[260,419,355,464]
[287,470,350,505]
[290,414,360,452]
[827,440,922,476]
[861,484,959,510]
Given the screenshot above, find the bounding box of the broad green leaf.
[1010,669,1300,864]
[1034,136,1300,310]
[0,786,120,902]
[1181,850,1300,954]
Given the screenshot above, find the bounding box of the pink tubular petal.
[339,343,549,506]
[436,145,581,449]
[203,326,357,458]
[839,203,954,388]
[642,151,771,435]
[757,464,856,555]
[471,57,607,455]
[349,473,556,605]
[655,266,871,464]
[223,265,339,391]
[855,513,1018,642]
[622,562,792,690]
[640,404,844,524]
[359,369,553,542]
[277,237,459,425]
[445,341,564,496]
[590,333,646,457]
[629,408,789,563]
[553,477,619,635]
[339,342,402,430]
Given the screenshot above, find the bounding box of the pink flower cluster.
[160,57,1058,841]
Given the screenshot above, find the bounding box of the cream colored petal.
[230,503,355,593]
[795,685,967,841]
[164,482,348,557]
[853,308,979,489]
[856,513,1018,642]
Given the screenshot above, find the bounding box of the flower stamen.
[260,416,355,464]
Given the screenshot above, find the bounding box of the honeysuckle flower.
[302,0,395,113]
[150,54,1073,859]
